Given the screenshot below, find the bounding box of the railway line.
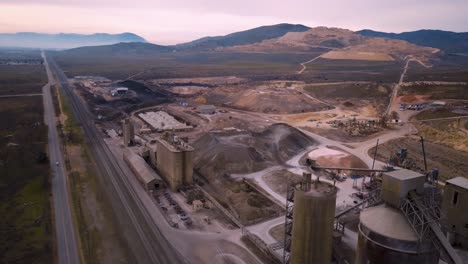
[45,53,186,264]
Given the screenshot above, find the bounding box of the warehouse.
[138,111,192,131]
[123,150,163,191]
[197,105,216,114]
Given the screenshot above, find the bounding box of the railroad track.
[46,53,186,264]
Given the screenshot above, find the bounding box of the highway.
[41,51,81,264]
[44,52,186,264]
[0,93,43,98]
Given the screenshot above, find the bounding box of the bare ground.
[262,170,303,196]
[269,224,284,242]
[369,137,468,181]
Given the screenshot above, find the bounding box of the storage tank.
[355,204,439,264]
[290,180,337,264]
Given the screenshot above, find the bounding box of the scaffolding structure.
[282,185,295,264]
[400,190,463,264]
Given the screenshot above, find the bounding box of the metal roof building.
[197,105,216,114]
[123,150,163,191]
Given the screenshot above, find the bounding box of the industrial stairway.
[400,191,463,264]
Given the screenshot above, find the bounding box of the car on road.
[55,161,59,166]
[179,214,189,221]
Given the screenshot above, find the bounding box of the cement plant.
[1,9,468,264]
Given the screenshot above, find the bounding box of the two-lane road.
[41,51,81,264]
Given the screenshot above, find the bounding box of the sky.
[0,0,467,45]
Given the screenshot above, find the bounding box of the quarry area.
[69,61,468,264]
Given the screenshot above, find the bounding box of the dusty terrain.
[304,82,392,116]
[262,170,303,196]
[370,137,468,181]
[193,124,316,223]
[309,146,368,174]
[164,80,333,114]
[321,51,394,61]
[226,82,332,114]
[194,123,317,175]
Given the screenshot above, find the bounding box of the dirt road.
[384,56,431,117]
[298,54,322,74]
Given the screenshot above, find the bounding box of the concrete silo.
[355,169,439,264]
[290,179,337,264]
[356,204,439,264]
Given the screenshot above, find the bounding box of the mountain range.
[0,32,146,49]
[2,24,468,56]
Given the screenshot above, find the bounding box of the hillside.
[176,23,310,50]
[58,42,173,57]
[224,27,439,61]
[357,29,468,54]
[0,32,147,49]
[224,27,365,53]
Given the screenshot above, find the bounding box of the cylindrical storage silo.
[291,181,337,264]
[355,204,439,264]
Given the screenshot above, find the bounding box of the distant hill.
[59,42,173,56]
[176,23,310,50]
[357,29,468,54]
[0,32,147,49]
[224,27,365,53]
[223,27,438,61]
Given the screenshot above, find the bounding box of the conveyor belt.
[402,191,463,264]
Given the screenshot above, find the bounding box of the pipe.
[420,136,428,172]
[372,139,379,170]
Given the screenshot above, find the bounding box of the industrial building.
[138,111,192,131]
[123,150,163,191]
[122,118,134,146]
[354,168,463,264]
[356,204,438,263]
[284,161,465,264]
[197,105,216,115]
[111,87,128,96]
[155,133,194,191]
[147,144,157,169]
[442,177,468,249]
[381,169,425,207]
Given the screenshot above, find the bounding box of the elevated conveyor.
[400,191,463,264]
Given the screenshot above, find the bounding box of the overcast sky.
[1,0,467,44]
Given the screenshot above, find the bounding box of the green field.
[299,58,403,83]
[0,65,47,95]
[406,55,468,82]
[415,108,465,120]
[304,82,391,99]
[369,137,468,182]
[53,51,310,80]
[53,49,408,83]
[0,96,52,263]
